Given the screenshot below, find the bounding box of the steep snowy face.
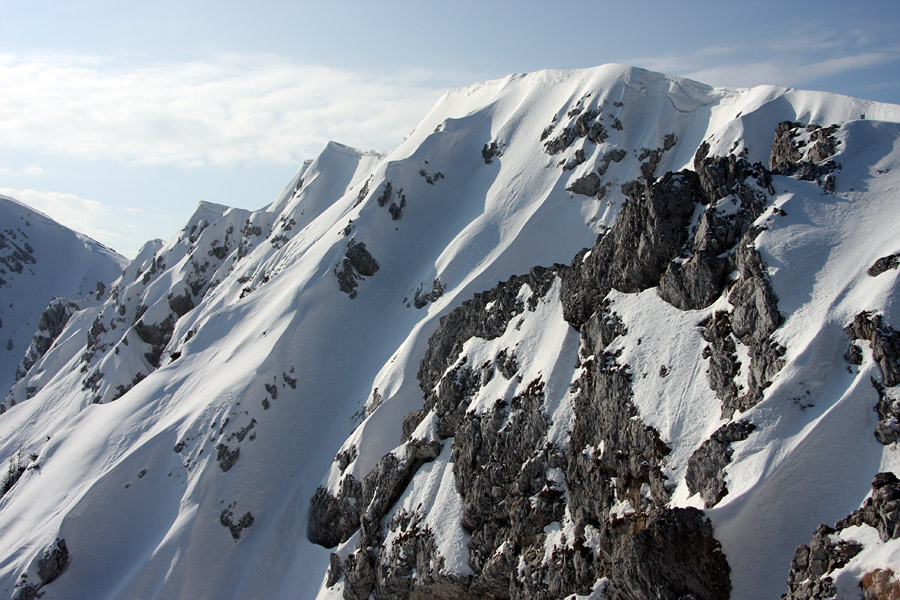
[0,195,126,396]
[0,64,899,600]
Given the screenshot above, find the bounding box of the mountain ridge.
[1,63,900,599]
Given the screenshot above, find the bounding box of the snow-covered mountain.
[2,64,900,600]
[0,195,127,397]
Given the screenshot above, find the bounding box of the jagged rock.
[167,290,195,317]
[307,476,363,548]
[220,506,254,540]
[326,552,343,587]
[16,298,81,380]
[566,172,602,196]
[869,253,900,277]
[543,109,604,155]
[770,121,840,184]
[335,240,380,299]
[784,524,862,599]
[451,384,561,580]
[417,265,558,397]
[871,380,900,444]
[482,142,501,164]
[785,473,900,598]
[659,147,772,311]
[605,508,730,600]
[134,313,177,368]
[561,171,698,327]
[215,443,240,472]
[846,311,900,387]
[685,420,756,507]
[36,538,68,583]
[375,508,472,600]
[562,149,586,171]
[13,538,69,600]
[835,472,900,542]
[861,569,900,600]
[414,279,445,309]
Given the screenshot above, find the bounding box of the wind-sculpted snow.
[1,64,900,600]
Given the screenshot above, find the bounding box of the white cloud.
[0,187,144,257]
[0,53,453,168]
[622,25,900,93]
[0,164,45,176]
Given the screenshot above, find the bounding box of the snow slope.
[1,64,899,599]
[0,195,126,396]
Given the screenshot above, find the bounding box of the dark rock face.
[308,477,363,548]
[414,279,445,309]
[784,473,900,599]
[482,142,502,165]
[309,122,826,599]
[335,240,380,299]
[605,508,730,600]
[835,472,900,542]
[220,505,255,540]
[685,421,755,507]
[566,172,602,196]
[16,298,81,380]
[847,311,900,388]
[659,145,772,311]
[134,313,177,368]
[560,171,698,328]
[770,121,840,187]
[849,311,900,444]
[869,254,900,277]
[12,538,69,600]
[784,524,862,600]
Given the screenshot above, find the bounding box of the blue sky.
[1,0,898,257]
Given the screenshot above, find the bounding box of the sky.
[1,0,899,258]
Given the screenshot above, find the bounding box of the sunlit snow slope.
[1,65,900,600]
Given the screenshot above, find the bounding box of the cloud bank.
[0,54,451,168]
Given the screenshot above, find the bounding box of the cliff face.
[1,65,900,600]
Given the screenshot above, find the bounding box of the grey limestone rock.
[134,313,177,368]
[770,121,840,186]
[12,538,69,600]
[868,253,900,277]
[16,298,81,380]
[560,171,698,328]
[846,311,900,387]
[566,172,602,196]
[605,508,730,600]
[784,472,900,598]
[335,240,380,299]
[685,421,756,507]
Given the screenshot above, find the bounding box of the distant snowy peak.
[0,194,127,395]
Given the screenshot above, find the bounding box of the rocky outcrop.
[12,538,69,600]
[335,240,380,299]
[659,145,771,311]
[770,121,840,186]
[566,172,602,196]
[309,121,834,599]
[16,298,81,380]
[685,421,755,507]
[868,254,900,277]
[847,311,900,387]
[605,508,730,600]
[784,472,900,599]
[560,171,699,327]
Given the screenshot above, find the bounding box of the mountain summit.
[2,64,900,600]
